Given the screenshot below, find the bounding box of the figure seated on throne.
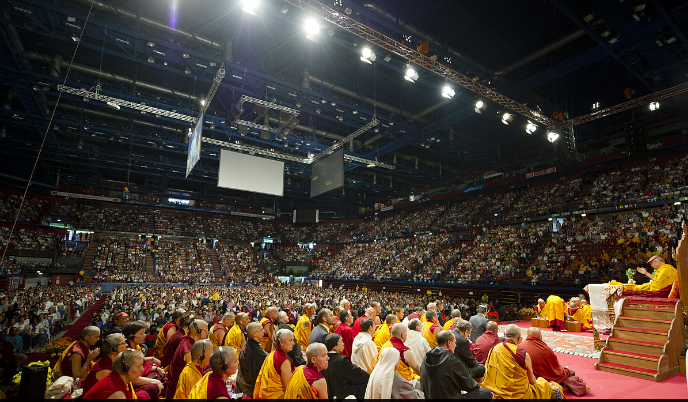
[623,256,678,298]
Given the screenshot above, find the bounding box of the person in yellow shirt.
[295,304,315,352]
[373,314,397,352]
[628,256,678,294]
[174,339,212,399]
[188,346,239,399]
[443,309,462,330]
[224,313,249,350]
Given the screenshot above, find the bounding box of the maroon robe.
[472,330,500,364]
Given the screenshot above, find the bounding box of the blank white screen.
[218,150,284,196]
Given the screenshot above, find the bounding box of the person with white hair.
[404,319,430,364]
[254,328,296,399]
[364,347,423,399]
[83,349,144,399]
[284,342,329,399]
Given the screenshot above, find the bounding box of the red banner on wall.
[526,166,556,178]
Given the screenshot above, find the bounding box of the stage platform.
[498,320,607,359]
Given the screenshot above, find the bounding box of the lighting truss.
[283,0,557,127]
[58,85,196,123]
[197,63,226,120]
[235,95,300,134]
[311,118,379,162]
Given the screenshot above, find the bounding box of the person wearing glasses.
[420,330,492,399]
[83,333,128,394]
[166,319,208,399]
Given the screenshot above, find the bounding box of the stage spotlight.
[360,47,376,64]
[106,101,120,110]
[474,99,486,114]
[525,121,537,134]
[404,64,419,82]
[501,112,513,125]
[649,101,660,111]
[242,0,258,15]
[441,84,455,99]
[304,18,320,35]
[547,131,560,143]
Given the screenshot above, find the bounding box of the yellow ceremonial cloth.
[224,324,243,350]
[294,314,312,351]
[535,305,547,319]
[442,319,454,330]
[209,324,225,349]
[482,342,553,399]
[52,341,93,381]
[569,308,591,330]
[259,317,273,352]
[187,372,211,399]
[253,351,286,399]
[284,365,317,399]
[174,362,203,399]
[631,264,678,292]
[379,341,420,381]
[419,313,427,323]
[582,304,592,322]
[154,326,168,350]
[423,321,438,349]
[373,323,391,353]
[545,295,565,324]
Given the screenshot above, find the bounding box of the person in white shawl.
[351,317,377,374]
[405,318,431,363]
[365,347,424,399]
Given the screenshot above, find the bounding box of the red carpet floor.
[556,353,686,399]
[63,295,107,339]
[508,320,609,340]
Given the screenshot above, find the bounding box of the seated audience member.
[626,256,678,296]
[174,339,213,399]
[108,312,130,336]
[420,330,492,399]
[321,334,369,400]
[351,318,377,374]
[161,313,193,368]
[451,319,485,380]
[521,328,589,396]
[309,308,334,346]
[422,310,441,348]
[56,326,101,380]
[404,319,430,365]
[83,349,143,399]
[83,334,128,394]
[0,330,17,382]
[334,309,354,358]
[188,346,239,399]
[472,320,501,364]
[254,329,296,399]
[373,314,397,352]
[153,309,184,355]
[166,319,208,399]
[443,309,462,330]
[469,306,489,342]
[365,347,424,399]
[284,343,329,399]
[352,307,376,336]
[236,322,268,396]
[379,323,422,381]
[224,312,249,350]
[209,312,234,349]
[535,299,547,319]
[482,324,564,399]
[6,327,27,368]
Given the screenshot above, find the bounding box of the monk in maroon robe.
[471,321,500,364]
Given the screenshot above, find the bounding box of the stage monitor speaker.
[19,365,49,399]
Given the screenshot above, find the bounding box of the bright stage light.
[241,0,258,15]
[304,18,320,35]
[525,121,537,134]
[547,131,560,143]
[474,100,486,114]
[404,65,419,82]
[360,47,376,64]
[501,112,513,125]
[649,101,660,111]
[441,84,455,99]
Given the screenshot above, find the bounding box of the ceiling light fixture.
[304,18,320,35]
[474,99,486,114]
[547,131,560,143]
[441,84,455,99]
[241,0,258,15]
[360,46,376,64]
[404,64,419,82]
[649,101,660,111]
[501,112,513,125]
[525,121,537,134]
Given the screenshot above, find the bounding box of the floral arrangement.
[626,268,636,283]
[12,360,53,390]
[44,337,74,360]
[486,311,499,319]
[519,307,536,317]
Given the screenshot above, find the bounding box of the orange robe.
[253,349,294,399]
[294,314,312,351]
[373,323,391,352]
[284,364,321,399]
[174,362,204,399]
[259,317,274,352]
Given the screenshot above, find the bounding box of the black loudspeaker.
[626,122,648,162]
[19,365,49,399]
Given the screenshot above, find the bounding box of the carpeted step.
[602,349,660,371]
[616,316,672,331]
[613,326,669,343]
[622,306,675,320]
[606,337,665,357]
[595,361,657,381]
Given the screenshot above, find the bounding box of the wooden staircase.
[81,238,99,276]
[595,297,685,381]
[145,249,155,278]
[211,249,223,279]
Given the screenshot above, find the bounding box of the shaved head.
[391,322,407,338]
[485,321,498,332]
[246,322,263,338]
[527,327,542,339]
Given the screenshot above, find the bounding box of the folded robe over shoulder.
[520,336,570,384]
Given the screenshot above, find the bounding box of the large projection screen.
[186,113,203,178]
[310,149,344,197]
[218,149,284,196]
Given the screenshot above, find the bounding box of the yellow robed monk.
[378,323,421,381]
[224,313,249,350]
[295,304,315,352]
[373,315,396,352]
[174,339,212,399]
[628,256,678,294]
[482,324,563,399]
[535,299,547,319]
[544,295,566,331]
[284,343,329,399]
[188,346,239,399]
[443,309,462,330]
[254,329,296,399]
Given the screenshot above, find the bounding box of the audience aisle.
[63,294,107,340]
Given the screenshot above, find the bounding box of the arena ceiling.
[1,0,688,214]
